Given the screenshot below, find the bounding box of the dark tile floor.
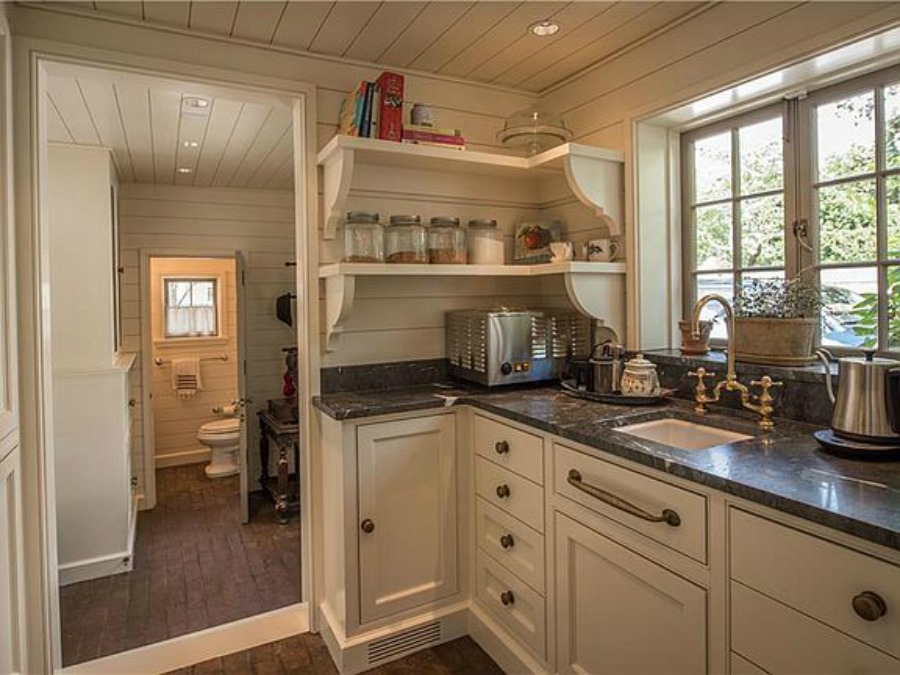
[165,634,504,675]
[60,464,301,666]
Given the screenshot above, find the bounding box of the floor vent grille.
[367,621,442,665]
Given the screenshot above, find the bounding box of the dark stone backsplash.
[320,359,448,394]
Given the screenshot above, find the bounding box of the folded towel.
[172,358,202,399]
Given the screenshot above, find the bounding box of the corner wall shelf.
[317,135,625,239]
[320,262,626,352]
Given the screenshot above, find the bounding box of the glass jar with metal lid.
[428,216,467,264]
[467,218,504,265]
[340,211,384,263]
[386,215,428,264]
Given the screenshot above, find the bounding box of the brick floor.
[60,464,301,667]
[165,634,504,675]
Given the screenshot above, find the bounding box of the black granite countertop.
[313,384,900,551]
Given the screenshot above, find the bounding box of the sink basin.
[616,418,752,451]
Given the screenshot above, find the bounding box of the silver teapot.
[815,348,900,444]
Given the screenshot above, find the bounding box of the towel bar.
[154,354,228,366]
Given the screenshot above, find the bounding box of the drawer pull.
[500,590,515,606]
[360,518,375,534]
[495,440,510,455]
[496,484,511,499]
[567,469,681,527]
[500,533,515,549]
[852,591,887,622]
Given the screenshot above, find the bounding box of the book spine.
[401,139,467,150]
[361,81,375,138]
[401,129,466,145]
[370,83,381,139]
[351,82,366,136]
[376,71,404,142]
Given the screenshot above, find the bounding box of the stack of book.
[401,125,466,150]
[338,71,404,141]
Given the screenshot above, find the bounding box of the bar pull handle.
[567,469,681,527]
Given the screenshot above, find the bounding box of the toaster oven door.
[487,313,551,385]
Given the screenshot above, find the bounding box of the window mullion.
[875,84,888,351]
[732,127,742,296]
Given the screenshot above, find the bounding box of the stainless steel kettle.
[815,348,900,444]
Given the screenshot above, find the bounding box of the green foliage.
[734,278,823,319]
[850,259,900,349]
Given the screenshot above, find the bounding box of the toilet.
[197,418,241,478]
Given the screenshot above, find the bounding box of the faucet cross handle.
[749,376,783,429]
[688,367,717,413]
[751,376,783,400]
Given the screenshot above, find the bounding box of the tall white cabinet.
[48,145,136,586]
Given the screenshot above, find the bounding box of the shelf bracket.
[321,146,355,240]
[324,274,356,352]
[563,269,626,340]
[563,151,624,236]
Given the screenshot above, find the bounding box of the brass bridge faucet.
[688,295,783,429]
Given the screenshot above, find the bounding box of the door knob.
[496,484,511,499]
[500,534,515,549]
[500,590,515,606]
[495,440,510,455]
[360,518,375,534]
[852,591,887,621]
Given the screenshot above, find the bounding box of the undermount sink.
[616,418,753,451]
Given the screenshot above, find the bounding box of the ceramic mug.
[549,241,574,262]
[584,238,620,262]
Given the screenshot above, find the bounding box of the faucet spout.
[691,294,736,383]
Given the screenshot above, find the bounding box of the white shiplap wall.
[120,184,295,496]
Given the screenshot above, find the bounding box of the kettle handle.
[888,368,900,435]
[815,348,836,405]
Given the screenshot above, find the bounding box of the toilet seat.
[199,418,241,435]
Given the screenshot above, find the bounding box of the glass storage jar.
[340,211,384,263]
[385,215,427,264]
[467,219,504,264]
[428,216,467,264]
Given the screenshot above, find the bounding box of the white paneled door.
[357,414,458,624]
[555,513,707,675]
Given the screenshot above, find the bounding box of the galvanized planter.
[733,317,818,365]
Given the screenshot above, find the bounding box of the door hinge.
[241,269,246,286]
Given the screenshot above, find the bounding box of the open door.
[236,252,250,524]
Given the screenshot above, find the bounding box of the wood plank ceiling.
[40,1,707,93]
[46,66,295,189]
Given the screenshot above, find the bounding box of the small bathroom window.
[163,277,219,338]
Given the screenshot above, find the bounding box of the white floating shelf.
[317,135,625,238]
[320,262,627,352]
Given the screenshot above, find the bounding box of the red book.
[376,71,404,142]
[401,129,466,145]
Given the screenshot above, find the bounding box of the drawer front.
[476,551,546,659]
[732,581,900,674]
[476,498,545,594]
[475,457,544,533]
[731,509,900,659]
[554,443,707,563]
[474,414,543,485]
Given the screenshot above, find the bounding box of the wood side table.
[257,410,299,523]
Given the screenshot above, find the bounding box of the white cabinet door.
[0,446,25,675]
[357,414,457,624]
[555,512,707,675]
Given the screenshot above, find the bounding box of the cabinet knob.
[495,440,510,455]
[500,590,515,606]
[360,518,375,534]
[852,591,887,621]
[500,534,515,549]
[496,484,511,499]
[128,399,136,408]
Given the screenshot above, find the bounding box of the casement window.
[682,64,900,351]
[163,277,218,338]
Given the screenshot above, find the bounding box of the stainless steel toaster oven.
[446,309,592,386]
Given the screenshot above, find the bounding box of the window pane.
[817,179,876,263]
[695,203,732,270]
[739,117,782,195]
[886,83,900,170]
[740,194,784,268]
[888,175,900,258]
[193,281,215,307]
[693,132,731,202]
[820,267,878,348]
[889,266,900,350]
[696,272,733,340]
[169,281,193,308]
[816,91,875,182]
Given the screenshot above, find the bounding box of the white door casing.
[235,252,249,524]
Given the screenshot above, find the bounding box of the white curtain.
[166,306,216,337]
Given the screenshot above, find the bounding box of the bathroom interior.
[44,61,303,666]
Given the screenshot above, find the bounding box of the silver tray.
[560,381,673,406]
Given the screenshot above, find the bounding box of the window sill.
[642,348,836,383]
[154,336,230,348]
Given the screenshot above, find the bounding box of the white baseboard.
[62,602,308,675]
[468,603,547,675]
[155,447,211,468]
[58,550,133,587]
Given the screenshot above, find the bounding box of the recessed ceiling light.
[182,97,211,116]
[177,167,193,174]
[530,20,560,37]
[182,140,200,148]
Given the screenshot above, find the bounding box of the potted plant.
[732,278,823,365]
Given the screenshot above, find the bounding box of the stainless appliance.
[447,309,592,386]
[816,348,900,446]
[589,341,626,394]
